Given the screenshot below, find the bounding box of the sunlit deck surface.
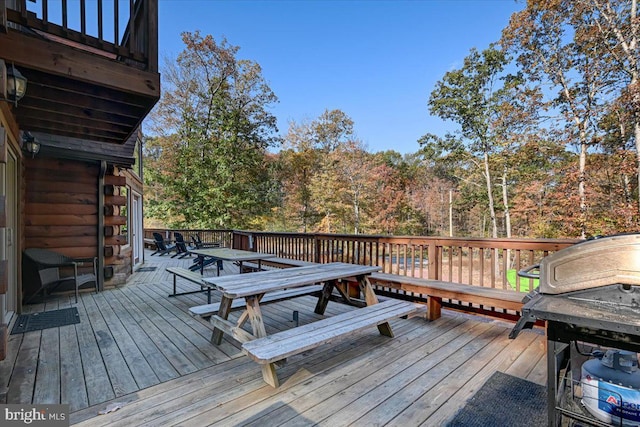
[1,249,546,426]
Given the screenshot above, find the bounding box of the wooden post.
[428,242,439,280]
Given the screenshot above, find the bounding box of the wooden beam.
[105,235,127,245]
[18,118,127,143]
[25,214,98,226]
[27,181,96,194]
[19,95,142,126]
[26,203,97,215]
[0,30,160,98]
[147,0,158,73]
[105,195,127,206]
[104,175,126,186]
[25,225,96,237]
[19,109,133,135]
[26,157,100,173]
[25,69,153,109]
[104,216,126,226]
[26,235,97,248]
[26,192,97,204]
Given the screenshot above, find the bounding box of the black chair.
[23,248,98,304]
[190,233,220,249]
[189,234,223,272]
[151,232,177,256]
[172,232,192,259]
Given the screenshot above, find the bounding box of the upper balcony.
[0,0,159,145]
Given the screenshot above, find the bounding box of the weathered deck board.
[92,292,160,390]
[73,304,114,406]
[81,293,139,397]
[33,326,61,404]
[99,289,180,383]
[312,320,503,427]
[0,249,547,427]
[218,316,464,427]
[7,331,41,403]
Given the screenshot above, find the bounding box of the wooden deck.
[1,250,546,426]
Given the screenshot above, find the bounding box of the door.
[0,136,18,361]
[132,192,143,266]
[1,147,18,322]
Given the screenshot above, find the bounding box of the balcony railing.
[4,0,158,71]
[145,229,580,292]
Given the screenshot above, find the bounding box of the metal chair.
[23,248,98,304]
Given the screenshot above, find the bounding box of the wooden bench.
[242,298,422,386]
[239,257,317,273]
[369,272,524,321]
[166,267,213,303]
[188,285,324,317]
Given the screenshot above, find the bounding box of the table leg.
[211,296,233,345]
[314,280,336,314]
[245,295,279,387]
[359,275,393,337]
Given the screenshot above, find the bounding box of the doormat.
[11,307,80,335]
[137,267,157,272]
[447,371,547,426]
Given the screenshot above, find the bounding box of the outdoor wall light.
[0,59,28,106]
[21,132,40,158]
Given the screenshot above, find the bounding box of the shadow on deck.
[1,249,546,426]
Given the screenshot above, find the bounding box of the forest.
[143,0,640,239]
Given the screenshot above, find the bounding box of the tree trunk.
[483,152,498,238]
[579,122,588,239]
[635,122,640,217]
[501,171,512,238]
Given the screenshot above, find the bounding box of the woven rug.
[447,371,547,426]
[11,307,80,334]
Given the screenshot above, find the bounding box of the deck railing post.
[313,234,320,264]
[428,242,439,280]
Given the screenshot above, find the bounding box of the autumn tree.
[275,110,358,233]
[503,1,615,238]
[427,45,515,238]
[145,31,279,228]
[583,0,640,216]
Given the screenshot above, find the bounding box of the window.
[121,185,130,246]
[133,138,142,179]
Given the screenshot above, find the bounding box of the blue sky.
[157,0,523,154]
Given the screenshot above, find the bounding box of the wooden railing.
[145,228,580,292]
[146,229,234,250]
[4,0,158,71]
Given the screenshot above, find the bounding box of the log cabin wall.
[103,165,135,286]
[23,158,99,295]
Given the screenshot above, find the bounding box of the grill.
[509,234,640,427]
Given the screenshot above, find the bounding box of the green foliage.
[144,32,280,229]
[143,3,640,239]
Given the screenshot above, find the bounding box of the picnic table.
[201,262,421,387]
[189,248,276,275]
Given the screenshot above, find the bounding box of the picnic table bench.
[166,267,213,303]
[239,257,317,273]
[202,262,421,387]
[369,272,524,321]
[188,285,324,317]
[243,298,421,364]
